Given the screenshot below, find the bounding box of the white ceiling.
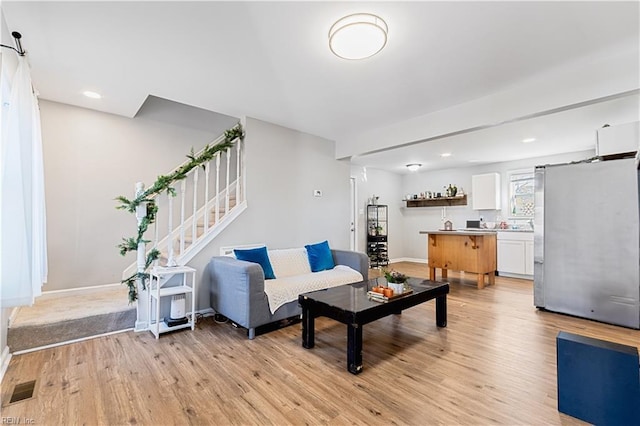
[352,93,640,172]
[2,1,639,172]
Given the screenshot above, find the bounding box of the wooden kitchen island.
[420,230,497,289]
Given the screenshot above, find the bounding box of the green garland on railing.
[116,124,244,303]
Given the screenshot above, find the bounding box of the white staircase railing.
[122,132,247,281]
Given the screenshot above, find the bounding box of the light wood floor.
[2,262,638,425]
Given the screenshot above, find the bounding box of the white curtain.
[0,55,47,308]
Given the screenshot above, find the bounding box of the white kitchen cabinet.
[472,173,501,210]
[497,231,534,277]
[596,121,639,156]
[497,240,526,274]
[524,240,534,276]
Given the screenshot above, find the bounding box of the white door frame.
[350,177,358,251]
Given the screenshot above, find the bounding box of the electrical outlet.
[313,189,322,197]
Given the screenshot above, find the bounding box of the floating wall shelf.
[405,195,467,208]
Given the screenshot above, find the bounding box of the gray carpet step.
[8,309,135,352]
[7,284,135,353]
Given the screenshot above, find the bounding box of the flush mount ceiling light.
[522,138,536,143]
[406,163,422,172]
[83,91,102,99]
[329,13,388,60]
[440,152,452,157]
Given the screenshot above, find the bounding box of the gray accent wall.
[39,100,220,290]
[187,117,352,311]
[33,98,351,313]
[135,95,238,134]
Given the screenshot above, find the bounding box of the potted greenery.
[383,269,408,295]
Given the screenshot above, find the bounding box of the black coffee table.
[298,278,449,374]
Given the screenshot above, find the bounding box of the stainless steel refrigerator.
[533,156,640,329]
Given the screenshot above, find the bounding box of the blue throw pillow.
[234,246,275,280]
[305,240,335,272]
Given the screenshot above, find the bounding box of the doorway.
[350,177,357,251]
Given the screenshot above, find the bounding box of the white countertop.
[420,228,534,235]
[420,230,497,236]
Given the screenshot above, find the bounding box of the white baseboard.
[43,282,122,295]
[497,272,533,280]
[390,257,428,264]
[0,345,11,383]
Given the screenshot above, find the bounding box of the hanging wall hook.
[1,31,26,56]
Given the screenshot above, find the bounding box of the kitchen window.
[509,170,534,218]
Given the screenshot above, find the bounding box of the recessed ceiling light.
[329,13,388,60]
[522,138,536,143]
[83,91,102,99]
[440,153,451,157]
[406,163,422,172]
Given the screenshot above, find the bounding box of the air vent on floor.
[9,380,36,403]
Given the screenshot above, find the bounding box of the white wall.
[348,150,596,264]
[350,166,404,262]
[401,149,595,260]
[39,100,221,290]
[187,117,352,310]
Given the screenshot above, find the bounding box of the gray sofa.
[208,249,369,339]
